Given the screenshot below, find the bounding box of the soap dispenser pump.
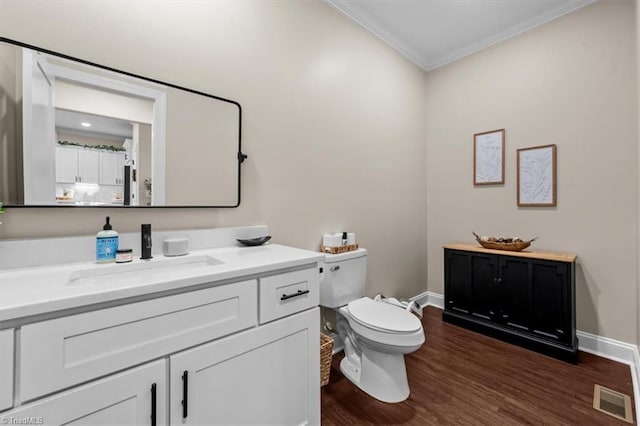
[96,216,119,263]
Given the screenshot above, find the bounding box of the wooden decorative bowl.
[472,232,537,252]
[476,240,532,251]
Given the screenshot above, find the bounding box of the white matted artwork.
[517,144,557,207]
[474,129,505,185]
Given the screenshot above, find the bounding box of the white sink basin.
[67,255,223,286]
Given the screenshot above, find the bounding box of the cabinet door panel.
[170,308,320,425]
[99,152,125,185]
[469,254,497,320]
[530,262,570,342]
[0,329,13,411]
[0,360,166,425]
[99,152,119,185]
[56,148,78,183]
[78,150,100,184]
[498,258,530,330]
[444,250,472,314]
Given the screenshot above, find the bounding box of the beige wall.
[637,0,640,349]
[0,1,427,299]
[165,88,238,205]
[425,0,638,342]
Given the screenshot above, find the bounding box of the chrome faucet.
[141,224,153,259]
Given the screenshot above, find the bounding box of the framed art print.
[517,144,557,207]
[474,129,505,185]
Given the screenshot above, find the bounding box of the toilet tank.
[320,248,367,308]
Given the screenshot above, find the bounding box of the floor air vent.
[593,384,633,423]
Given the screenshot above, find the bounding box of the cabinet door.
[117,152,126,184]
[100,152,126,185]
[469,253,499,321]
[78,150,100,184]
[170,308,320,425]
[498,257,531,331]
[444,250,472,314]
[0,329,13,411]
[0,360,166,425]
[55,147,78,183]
[530,261,571,343]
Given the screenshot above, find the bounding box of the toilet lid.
[347,297,422,333]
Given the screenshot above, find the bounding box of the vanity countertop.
[0,244,324,322]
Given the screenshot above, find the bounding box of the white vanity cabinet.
[0,360,166,425]
[0,329,14,411]
[0,254,321,425]
[99,151,126,185]
[170,308,320,425]
[56,147,100,184]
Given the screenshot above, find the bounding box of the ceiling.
[324,0,596,71]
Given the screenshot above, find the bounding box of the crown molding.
[324,0,597,72]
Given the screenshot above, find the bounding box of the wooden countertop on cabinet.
[443,243,576,263]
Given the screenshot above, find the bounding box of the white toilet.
[320,248,425,403]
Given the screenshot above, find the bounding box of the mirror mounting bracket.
[238,152,248,163]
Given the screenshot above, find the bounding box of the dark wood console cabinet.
[442,243,577,363]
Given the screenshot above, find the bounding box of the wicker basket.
[320,243,359,254]
[472,232,537,252]
[320,333,334,387]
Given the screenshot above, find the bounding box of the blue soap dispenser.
[96,216,119,263]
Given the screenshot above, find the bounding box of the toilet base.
[340,346,410,403]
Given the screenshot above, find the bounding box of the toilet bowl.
[319,249,425,403]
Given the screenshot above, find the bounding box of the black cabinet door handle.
[280,289,310,301]
[150,383,157,426]
[182,370,188,419]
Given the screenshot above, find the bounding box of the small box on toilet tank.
[163,237,188,256]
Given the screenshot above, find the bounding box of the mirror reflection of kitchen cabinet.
[55,147,99,184]
[99,151,126,186]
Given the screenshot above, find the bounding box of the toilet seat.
[347,297,422,334]
[339,298,425,349]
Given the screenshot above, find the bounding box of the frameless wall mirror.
[0,38,245,208]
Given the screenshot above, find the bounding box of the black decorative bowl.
[237,236,271,246]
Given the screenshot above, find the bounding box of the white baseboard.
[576,330,637,365]
[410,291,444,310]
[633,346,640,420]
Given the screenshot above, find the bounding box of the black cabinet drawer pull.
[150,383,157,426]
[182,370,188,419]
[281,289,310,301]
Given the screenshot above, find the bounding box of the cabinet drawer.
[0,329,13,411]
[20,280,257,401]
[259,267,319,324]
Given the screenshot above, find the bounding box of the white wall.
[0,1,427,299]
[55,81,153,124]
[425,0,638,343]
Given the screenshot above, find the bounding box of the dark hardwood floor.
[321,306,634,425]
